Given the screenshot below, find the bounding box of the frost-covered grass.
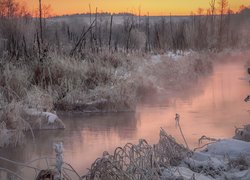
[82,128,250,180]
[0,102,30,147]
[53,125,249,180]
[36,52,139,112]
[0,49,213,113]
[136,50,213,100]
[0,49,216,147]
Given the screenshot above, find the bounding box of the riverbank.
[0,50,214,147]
[82,128,250,180]
[0,50,213,113]
[1,49,249,148]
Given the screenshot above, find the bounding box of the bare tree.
[0,0,19,17]
[108,14,113,52]
[218,0,228,48]
[138,6,141,28]
[42,4,51,29]
[145,12,150,52]
[38,0,43,43]
[210,0,216,22]
[208,0,216,48]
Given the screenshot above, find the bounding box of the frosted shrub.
[25,87,54,112]
[83,128,189,180]
[48,52,138,112]
[1,63,30,101]
[0,102,29,147]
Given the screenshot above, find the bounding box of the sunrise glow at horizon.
[21,0,250,16]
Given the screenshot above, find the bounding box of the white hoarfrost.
[24,108,65,129]
[149,50,195,63]
[43,112,58,124]
[162,166,211,180]
[180,139,250,180]
[166,50,194,60]
[203,139,250,157]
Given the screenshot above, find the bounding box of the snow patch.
[203,139,250,157]
[24,108,65,129]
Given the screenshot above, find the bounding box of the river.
[0,57,250,178]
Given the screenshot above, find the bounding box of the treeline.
[52,12,134,18]
[0,0,250,60]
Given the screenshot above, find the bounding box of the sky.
[22,0,250,16]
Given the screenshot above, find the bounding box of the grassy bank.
[0,50,213,113]
[0,49,215,147]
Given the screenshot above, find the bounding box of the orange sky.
[22,0,250,16]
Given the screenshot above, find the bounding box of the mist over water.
[1,53,250,177]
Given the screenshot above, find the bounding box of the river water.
[1,57,250,178]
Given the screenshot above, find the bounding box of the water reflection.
[0,59,250,178]
[0,112,139,176]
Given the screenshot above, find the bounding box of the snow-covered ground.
[176,139,250,179]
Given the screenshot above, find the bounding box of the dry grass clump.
[0,63,30,102]
[83,128,190,180]
[24,86,54,112]
[0,90,8,109]
[1,102,28,130]
[0,121,25,147]
[85,51,132,69]
[86,82,137,111]
[154,128,190,167]
[41,52,138,112]
[0,102,32,147]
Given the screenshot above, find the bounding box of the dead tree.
[138,6,141,28]
[126,23,133,53]
[218,0,228,49]
[98,15,103,52]
[170,13,176,52]
[225,9,233,46]
[145,13,150,52]
[209,0,216,49]
[70,20,96,56]
[154,24,161,50]
[94,7,98,53]
[210,0,216,24]
[38,0,43,44]
[108,14,113,52]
